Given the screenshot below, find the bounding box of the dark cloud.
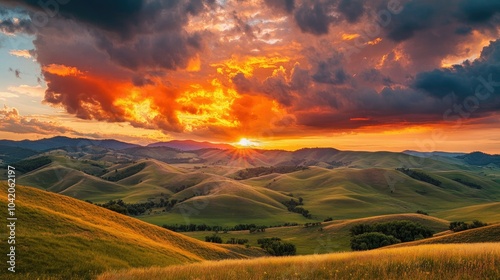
[338,0,365,23]
[2,0,214,38]
[384,0,438,42]
[458,0,500,24]
[95,31,203,71]
[0,17,34,34]
[312,54,349,85]
[263,0,295,14]
[413,40,500,116]
[455,26,473,35]
[294,1,332,35]
[359,69,393,86]
[232,72,254,93]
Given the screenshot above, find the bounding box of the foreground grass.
[0,184,264,280]
[98,243,500,280]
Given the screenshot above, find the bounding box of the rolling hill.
[0,184,265,280]
[1,137,499,229]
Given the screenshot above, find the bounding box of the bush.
[416,210,429,215]
[205,234,222,243]
[257,238,296,256]
[450,220,487,232]
[351,232,400,251]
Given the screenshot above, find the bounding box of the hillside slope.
[0,184,265,280]
[387,223,500,248]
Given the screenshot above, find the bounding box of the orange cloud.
[342,33,360,40]
[212,55,291,77]
[43,64,83,77]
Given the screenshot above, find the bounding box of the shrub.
[450,220,488,232]
[350,232,400,251]
[205,234,222,243]
[257,237,296,256]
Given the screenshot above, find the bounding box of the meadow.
[98,243,500,280]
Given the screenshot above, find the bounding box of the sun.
[237,138,258,147]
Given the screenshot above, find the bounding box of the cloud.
[293,1,333,35]
[7,84,45,97]
[263,0,295,14]
[413,39,500,111]
[0,17,34,34]
[9,49,32,58]
[1,0,500,140]
[0,106,76,134]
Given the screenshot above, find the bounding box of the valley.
[1,137,499,279]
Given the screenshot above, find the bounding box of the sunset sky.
[1,0,500,153]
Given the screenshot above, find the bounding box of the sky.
[0,0,500,153]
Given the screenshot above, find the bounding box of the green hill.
[434,202,500,223]
[0,184,265,280]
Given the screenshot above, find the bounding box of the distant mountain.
[147,140,234,151]
[0,145,38,164]
[403,150,467,158]
[0,136,139,151]
[456,152,500,166]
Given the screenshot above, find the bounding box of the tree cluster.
[396,168,442,187]
[257,237,296,256]
[350,220,433,242]
[304,222,322,227]
[452,178,482,189]
[104,162,146,182]
[235,165,308,180]
[449,220,487,232]
[282,198,312,219]
[13,156,52,173]
[350,232,401,251]
[350,220,434,250]
[94,199,169,216]
[205,234,223,243]
[225,238,249,245]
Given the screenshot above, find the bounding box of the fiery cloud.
[1,0,500,145]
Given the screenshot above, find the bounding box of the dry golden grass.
[98,243,500,280]
[0,184,265,279]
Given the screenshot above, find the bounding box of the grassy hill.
[434,202,500,223]
[182,213,450,255]
[0,184,265,280]
[5,148,500,227]
[387,223,500,248]
[98,243,500,280]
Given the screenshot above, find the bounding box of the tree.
[205,234,222,243]
[350,232,400,251]
[257,238,296,256]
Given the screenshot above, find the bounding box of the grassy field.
[98,243,500,280]
[182,213,450,254]
[0,184,264,280]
